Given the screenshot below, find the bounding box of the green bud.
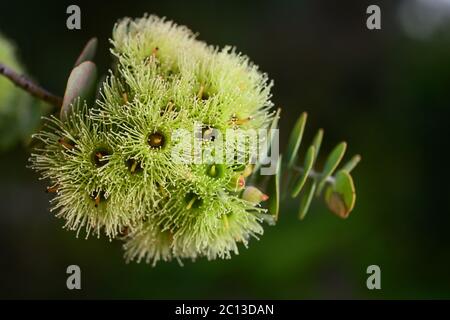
[242,186,269,205]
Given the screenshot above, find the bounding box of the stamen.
[229,114,252,125]
[235,116,252,125]
[45,185,58,193]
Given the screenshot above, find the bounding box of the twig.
[0,62,62,107]
[293,165,335,184]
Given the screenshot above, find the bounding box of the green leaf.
[74,38,98,67]
[267,155,282,221]
[324,170,356,219]
[311,128,324,161]
[316,142,347,195]
[341,154,361,173]
[291,145,315,198]
[298,180,317,220]
[61,61,97,120]
[286,112,307,168]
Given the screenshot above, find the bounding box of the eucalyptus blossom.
[0,14,360,266]
[30,15,275,264]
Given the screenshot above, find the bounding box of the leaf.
[267,155,282,221]
[311,128,324,162]
[74,38,98,67]
[291,145,315,198]
[341,154,361,173]
[286,112,307,168]
[316,142,347,195]
[324,170,356,219]
[60,61,97,120]
[298,180,317,220]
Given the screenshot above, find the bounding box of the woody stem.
[0,62,62,107]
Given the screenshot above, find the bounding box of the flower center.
[91,147,112,167]
[206,164,224,178]
[184,192,203,210]
[90,190,107,207]
[148,132,165,149]
[126,158,143,174]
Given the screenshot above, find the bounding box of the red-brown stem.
[0,62,62,107]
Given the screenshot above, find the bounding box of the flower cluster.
[30,15,275,265]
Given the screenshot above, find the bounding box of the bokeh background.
[0,0,449,299]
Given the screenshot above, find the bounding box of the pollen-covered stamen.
[126,158,143,174]
[148,132,165,149]
[45,185,59,193]
[91,148,112,167]
[122,92,128,104]
[184,192,203,210]
[229,114,252,126]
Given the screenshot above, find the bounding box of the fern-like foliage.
[262,110,360,221]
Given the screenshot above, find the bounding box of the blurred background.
[0,0,449,299]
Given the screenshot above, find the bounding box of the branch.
[0,62,62,107]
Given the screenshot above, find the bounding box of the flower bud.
[227,173,245,192]
[242,186,269,205]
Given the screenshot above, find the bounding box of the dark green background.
[0,0,449,299]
